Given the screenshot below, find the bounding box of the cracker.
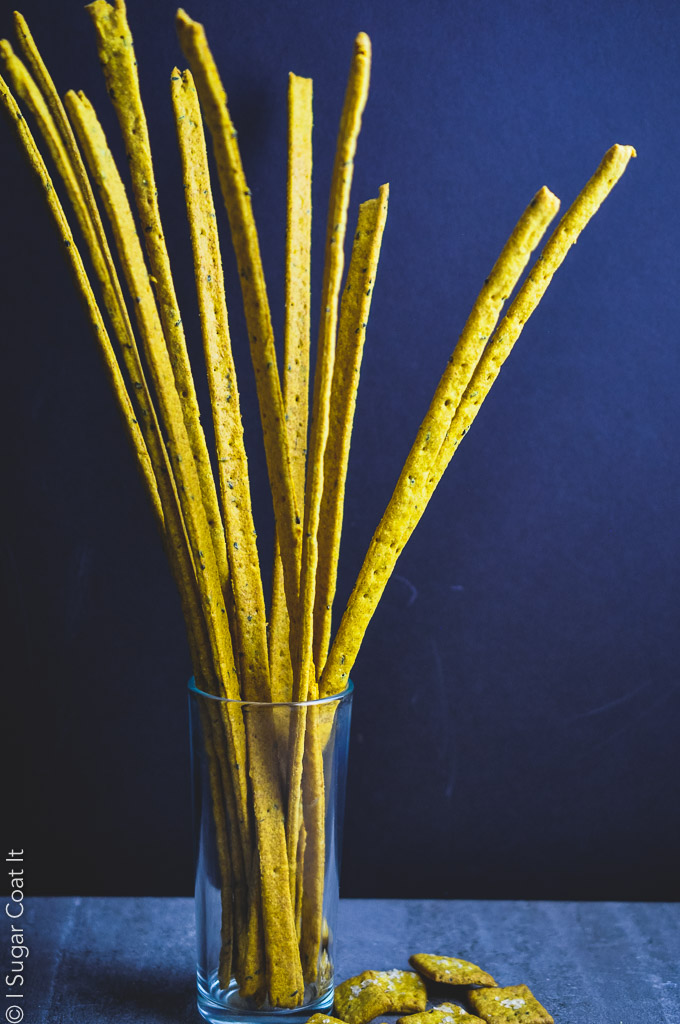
[398,1003,485,1024]
[306,1016,347,1024]
[467,985,553,1024]
[409,954,497,987]
[334,969,427,1024]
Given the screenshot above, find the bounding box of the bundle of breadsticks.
[0,0,634,1009]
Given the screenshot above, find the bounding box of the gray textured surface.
[15,898,680,1022]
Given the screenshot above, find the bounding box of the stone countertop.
[12,897,679,1022]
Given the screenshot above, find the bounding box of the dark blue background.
[2,0,678,899]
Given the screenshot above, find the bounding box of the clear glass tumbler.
[189,678,353,1024]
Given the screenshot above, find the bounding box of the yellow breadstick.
[295,187,388,980]
[5,37,246,949]
[173,68,303,1001]
[176,9,302,621]
[211,705,260,996]
[298,691,326,984]
[294,820,307,942]
[0,72,162,531]
[172,67,271,702]
[168,68,303,1003]
[238,867,265,1001]
[285,72,314,507]
[198,702,234,988]
[295,31,371,703]
[172,63,267,980]
[318,185,561,697]
[427,145,637,490]
[321,145,636,698]
[6,19,175,508]
[285,33,371,910]
[66,91,253,855]
[314,184,389,675]
[85,0,230,595]
[269,72,314,706]
[0,39,198,616]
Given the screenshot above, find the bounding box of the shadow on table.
[69,961,196,1023]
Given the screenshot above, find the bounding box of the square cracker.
[467,984,553,1024]
[334,969,427,1024]
[306,1017,349,1024]
[398,1002,486,1023]
[409,954,496,988]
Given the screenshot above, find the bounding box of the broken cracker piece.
[409,954,497,988]
[467,984,553,1024]
[334,969,427,1024]
[398,1001,485,1023]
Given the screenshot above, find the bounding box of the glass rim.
[188,675,353,708]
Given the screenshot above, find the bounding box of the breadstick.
[238,867,265,1001]
[8,29,248,944]
[66,91,253,854]
[285,32,371,908]
[172,67,271,702]
[173,64,305,991]
[321,145,636,698]
[298,694,326,984]
[294,820,307,942]
[285,72,314,508]
[0,39,198,618]
[176,9,302,620]
[295,32,371,703]
[168,61,301,999]
[86,0,230,595]
[7,18,175,511]
[269,72,313,706]
[198,701,234,988]
[318,185,561,697]
[428,145,637,490]
[294,187,388,978]
[314,184,389,676]
[70,95,257,962]
[3,39,245,948]
[171,70,303,1001]
[0,72,162,531]
[244,712,305,1006]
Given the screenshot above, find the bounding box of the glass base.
[196,971,334,1024]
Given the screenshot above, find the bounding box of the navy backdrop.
[2,0,678,900]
